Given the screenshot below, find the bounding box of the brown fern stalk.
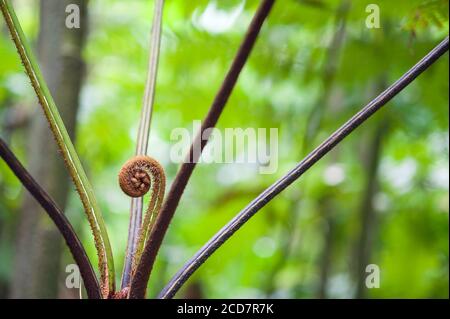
[129,0,276,299]
[118,155,166,297]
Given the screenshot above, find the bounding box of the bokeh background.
[0,0,448,298]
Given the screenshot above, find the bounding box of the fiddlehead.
[118,156,166,283]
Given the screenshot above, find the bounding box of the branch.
[0,0,115,296]
[0,138,101,299]
[121,0,165,290]
[129,0,276,298]
[158,37,449,299]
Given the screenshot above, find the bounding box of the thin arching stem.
[136,0,165,155]
[131,172,165,277]
[122,0,165,289]
[129,0,276,299]
[0,138,101,299]
[265,0,351,296]
[158,37,449,299]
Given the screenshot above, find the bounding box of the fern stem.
[122,0,165,289]
[129,0,276,299]
[0,0,115,297]
[136,0,164,155]
[0,138,101,299]
[158,37,449,299]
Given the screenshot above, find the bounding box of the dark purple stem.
[0,137,101,299]
[158,37,449,299]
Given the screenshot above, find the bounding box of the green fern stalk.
[0,0,115,297]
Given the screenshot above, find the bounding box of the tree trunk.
[10,0,87,298]
[354,120,387,298]
[316,199,335,299]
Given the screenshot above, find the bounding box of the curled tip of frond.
[118,155,163,198]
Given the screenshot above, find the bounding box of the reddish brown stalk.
[119,155,166,298]
[129,0,276,299]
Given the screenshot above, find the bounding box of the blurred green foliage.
[0,0,448,298]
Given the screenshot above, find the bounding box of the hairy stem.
[0,138,101,299]
[131,167,165,277]
[118,155,166,294]
[0,0,115,297]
